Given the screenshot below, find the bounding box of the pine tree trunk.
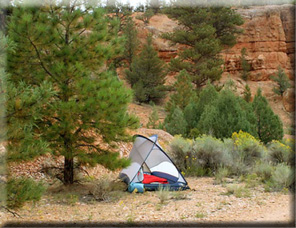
[64,157,74,185]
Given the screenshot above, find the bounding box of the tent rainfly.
[119,135,189,192]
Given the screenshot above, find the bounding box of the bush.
[169,136,193,171]
[267,140,293,165]
[7,177,46,209]
[254,161,274,182]
[192,135,226,174]
[232,131,265,166]
[270,163,293,191]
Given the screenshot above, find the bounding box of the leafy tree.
[164,107,187,136]
[252,88,283,144]
[240,48,251,81]
[125,35,166,103]
[166,70,196,113]
[163,4,243,88]
[6,3,138,184]
[271,67,291,97]
[243,84,252,102]
[197,89,257,139]
[122,17,138,70]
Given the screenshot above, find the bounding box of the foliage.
[240,48,251,81]
[136,9,154,25]
[225,184,251,198]
[7,178,46,209]
[146,104,160,129]
[271,67,291,97]
[105,0,133,31]
[169,133,294,193]
[243,84,252,102]
[166,70,196,113]
[122,17,138,70]
[252,88,283,144]
[169,136,192,171]
[163,5,243,88]
[6,3,138,184]
[197,90,257,139]
[156,186,170,204]
[192,135,226,174]
[267,140,293,165]
[266,163,294,192]
[183,82,218,134]
[232,131,265,166]
[214,167,230,184]
[254,161,274,182]
[164,107,187,136]
[125,35,166,103]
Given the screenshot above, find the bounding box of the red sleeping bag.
[142,173,168,184]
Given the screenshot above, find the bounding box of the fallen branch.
[1,206,22,218]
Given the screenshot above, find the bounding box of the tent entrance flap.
[119,134,189,191]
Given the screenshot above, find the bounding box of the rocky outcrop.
[222,4,295,81]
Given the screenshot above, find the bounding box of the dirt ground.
[0,177,294,227]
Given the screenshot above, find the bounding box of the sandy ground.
[1,177,294,227]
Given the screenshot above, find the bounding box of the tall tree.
[6,3,138,184]
[122,17,138,70]
[271,67,291,97]
[166,70,196,113]
[162,3,243,88]
[252,88,283,144]
[125,35,166,103]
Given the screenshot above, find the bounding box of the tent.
[119,134,189,192]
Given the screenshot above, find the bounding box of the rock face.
[221,4,295,81]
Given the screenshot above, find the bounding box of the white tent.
[119,135,189,191]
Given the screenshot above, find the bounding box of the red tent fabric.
[142,173,168,184]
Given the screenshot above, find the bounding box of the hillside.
[120,4,295,130]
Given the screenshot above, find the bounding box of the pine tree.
[122,17,138,70]
[271,67,291,97]
[125,35,166,103]
[240,48,251,81]
[6,3,138,184]
[197,89,257,139]
[165,70,196,113]
[243,84,252,102]
[164,107,187,136]
[183,82,218,134]
[252,88,283,144]
[162,4,243,88]
[146,104,160,129]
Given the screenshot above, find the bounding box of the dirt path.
[1,177,293,226]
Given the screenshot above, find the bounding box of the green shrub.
[7,177,46,209]
[270,163,293,191]
[169,136,193,171]
[192,135,226,174]
[254,161,274,182]
[232,131,265,166]
[267,140,293,165]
